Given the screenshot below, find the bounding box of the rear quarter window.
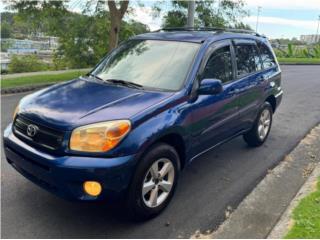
[257,42,277,69]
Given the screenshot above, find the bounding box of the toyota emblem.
[27,124,38,137]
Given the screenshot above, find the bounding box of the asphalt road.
[1,65,320,238]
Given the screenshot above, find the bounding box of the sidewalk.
[195,124,320,239]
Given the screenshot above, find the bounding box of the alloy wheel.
[142,158,175,208]
[258,109,271,140]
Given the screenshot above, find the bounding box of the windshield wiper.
[87,73,104,82]
[106,79,144,89]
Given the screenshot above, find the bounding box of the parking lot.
[1,65,320,238]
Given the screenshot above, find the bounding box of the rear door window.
[235,44,262,77]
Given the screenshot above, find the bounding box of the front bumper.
[3,124,138,201]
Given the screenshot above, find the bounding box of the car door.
[232,39,266,130]
[189,40,243,157]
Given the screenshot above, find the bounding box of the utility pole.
[316,15,320,43]
[187,0,195,28]
[256,6,262,32]
[217,0,221,16]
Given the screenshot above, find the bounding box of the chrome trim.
[275,90,283,98]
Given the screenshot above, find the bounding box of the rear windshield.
[92,40,200,91]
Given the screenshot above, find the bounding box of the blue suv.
[3,28,283,220]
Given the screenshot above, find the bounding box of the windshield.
[91,40,200,91]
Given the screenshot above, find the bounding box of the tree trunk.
[109,15,121,50]
[108,1,129,51]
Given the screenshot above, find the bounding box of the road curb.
[1,68,91,80]
[194,124,320,239]
[267,163,320,238]
[1,68,91,95]
[1,83,54,95]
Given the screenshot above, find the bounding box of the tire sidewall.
[127,143,180,219]
[254,102,273,144]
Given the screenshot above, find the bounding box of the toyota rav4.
[3,28,283,220]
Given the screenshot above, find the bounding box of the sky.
[1,0,319,39]
[128,0,320,39]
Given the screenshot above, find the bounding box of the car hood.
[19,78,174,130]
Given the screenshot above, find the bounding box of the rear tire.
[126,143,179,221]
[243,102,273,147]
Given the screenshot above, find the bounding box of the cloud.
[244,16,318,30]
[243,0,320,10]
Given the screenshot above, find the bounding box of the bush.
[8,54,49,73]
[1,69,9,74]
[274,44,320,59]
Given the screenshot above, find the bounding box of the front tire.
[243,102,273,147]
[126,143,179,220]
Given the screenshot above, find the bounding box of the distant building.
[0,52,11,71]
[2,37,59,54]
[300,35,320,44]
[0,37,59,69]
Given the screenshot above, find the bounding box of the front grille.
[13,115,64,150]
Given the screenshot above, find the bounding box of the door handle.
[229,88,240,94]
[258,75,269,82]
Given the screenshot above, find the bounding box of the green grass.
[1,69,89,89]
[278,58,320,65]
[285,177,320,239]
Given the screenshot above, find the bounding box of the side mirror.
[198,79,223,95]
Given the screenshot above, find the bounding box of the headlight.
[13,104,19,120]
[69,120,131,152]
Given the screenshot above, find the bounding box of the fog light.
[83,181,102,196]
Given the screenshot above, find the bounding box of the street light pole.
[187,0,195,28]
[256,6,262,32]
[316,15,320,43]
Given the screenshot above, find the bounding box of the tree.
[163,10,187,27]
[155,0,249,29]
[54,12,99,69]
[1,22,12,38]
[4,0,69,36]
[234,22,253,30]
[2,0,148,69]
[107,0,129,50]
[52,4,148,69]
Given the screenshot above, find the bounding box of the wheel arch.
[136,130,187,171]
[156,133,186,169]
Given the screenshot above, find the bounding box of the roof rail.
[156,27,262,37]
